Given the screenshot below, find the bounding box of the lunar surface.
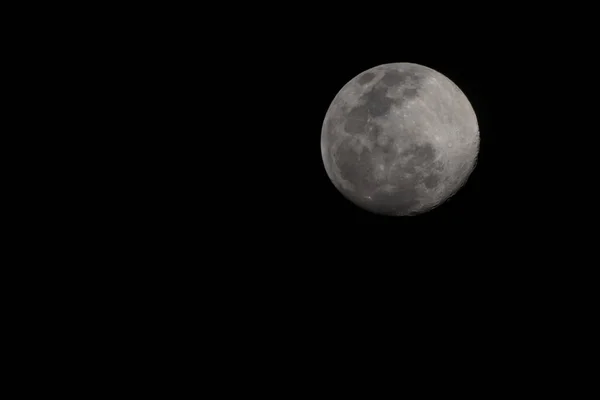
[321,62,479,216]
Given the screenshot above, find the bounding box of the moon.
[321,62,479,216]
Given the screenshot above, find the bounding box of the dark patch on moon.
[342,105,369,134]
[372,134,397,158]
[334,141,379,194]
[403,88,418,98]
[343,68,426,136]
[362,86,394,118]
[365,122,382,141]
[410,142,436,163]
[367,69,425,117]
[422,173,440,189]
[344,118,368,134]
[341,85,394,133]
[379,139,396,156]
[357,72,376,85]
[419,159,445,189]
[346,105,369,121]
[399,142,437,174]
[381,69,412,86]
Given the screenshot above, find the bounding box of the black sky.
[154,8,598,268]
[94,5,599,345]
[22,5,597,369]
[235,14,595,261]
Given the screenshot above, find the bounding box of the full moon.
[321,62,479,216]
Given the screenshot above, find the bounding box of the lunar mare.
[321,62,479,216]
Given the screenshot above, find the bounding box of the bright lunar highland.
[321,62,480,216]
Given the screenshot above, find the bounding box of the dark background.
[159,10,596,362]
[149,8,597,266]
[2,7,595,390]
[45,5,592,277]
[11,6,596,380]
[215,16,577,259]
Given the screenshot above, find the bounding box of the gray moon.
[321,62,479,216]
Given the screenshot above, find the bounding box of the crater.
[422,173,440,189]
